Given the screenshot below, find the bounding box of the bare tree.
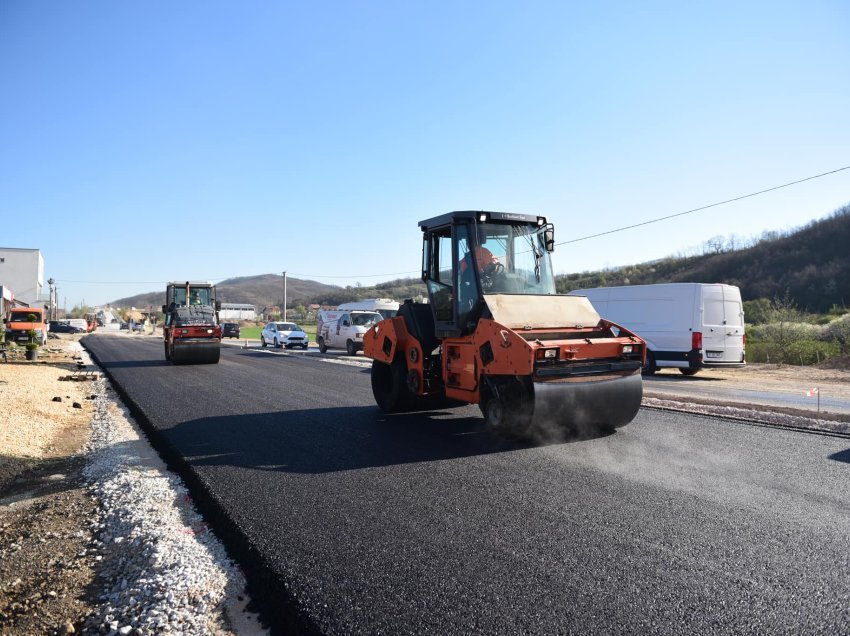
[704,236,725,254]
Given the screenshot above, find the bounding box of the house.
[0,247,47,308]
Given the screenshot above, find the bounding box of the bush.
[747,338,839,365]
[822,314,850,355]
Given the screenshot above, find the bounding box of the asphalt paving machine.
[162,281,222,364]
[362,211,646,440]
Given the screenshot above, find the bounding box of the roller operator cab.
[362,211,647,442]
[162,281,222,364]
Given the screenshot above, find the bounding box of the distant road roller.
[362,211,646,441]
[162,281,222,364]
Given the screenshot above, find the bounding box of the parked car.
[260,322,309,349]
[49,320,85,334]
[222,322,241,338]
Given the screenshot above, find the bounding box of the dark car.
[222,322,240,338]
[49,321,85,334]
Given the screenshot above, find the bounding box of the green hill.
[112,204,849,315]
[558,204,850,313]
[110,274,426,313]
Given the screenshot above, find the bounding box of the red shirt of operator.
[460,246,498,273]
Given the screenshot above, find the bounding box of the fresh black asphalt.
[83,334,850,635]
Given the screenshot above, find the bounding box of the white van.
[316,310,383,355]
[335,298,400,320]
[68,318,90,333]
[568,283,745,375]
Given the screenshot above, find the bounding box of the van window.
[351,313,380,327]
[724,300,743,326]
[704,298,724,326]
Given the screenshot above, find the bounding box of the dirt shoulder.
[0,337,98,634]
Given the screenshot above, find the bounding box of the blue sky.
[1,1,848,308]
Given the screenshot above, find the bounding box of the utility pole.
[47,278,55,320]
[282,271,287,321]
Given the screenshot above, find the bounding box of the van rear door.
[721,286,745,364]
[701,285,745,366]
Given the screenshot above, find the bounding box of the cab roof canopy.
[419,210,547,230]
[167,281,214,286]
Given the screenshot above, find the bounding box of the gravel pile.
[80,376,265,635]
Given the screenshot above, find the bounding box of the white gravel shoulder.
[79,347,267,635]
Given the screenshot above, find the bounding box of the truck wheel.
[371,359,412,412]
[261,336,267,348]
[346,339,357,356]
[318,337,327,353]
[641,351,657,376]
[679,368,700,376]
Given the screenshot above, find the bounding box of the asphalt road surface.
[83,334,850,635]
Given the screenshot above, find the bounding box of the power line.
[56,165,848,285]
[557,165,850,246]
[287,270,419,279]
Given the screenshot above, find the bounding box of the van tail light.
[742,333,746,346]
[692,332,703,350]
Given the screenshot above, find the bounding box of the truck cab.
[6,307,48,346]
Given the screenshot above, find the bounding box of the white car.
[260,322,309,349]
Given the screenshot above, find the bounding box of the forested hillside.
[111,274,427,312]
[558,204,850,312]
[111,205,849,314]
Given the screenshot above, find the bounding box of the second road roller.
[162,281,222,364]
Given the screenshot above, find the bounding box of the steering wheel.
[484,262,505,277]
[480,262,505,290]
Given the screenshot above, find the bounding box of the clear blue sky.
[2,1,848,308]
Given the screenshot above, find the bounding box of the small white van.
[335,299,400,320]
[568,283,745,375]
[316,310,383,355]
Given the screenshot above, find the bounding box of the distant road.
[84,334,850,635]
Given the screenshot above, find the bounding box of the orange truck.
[363,210,646,441]
[5,306,48,346]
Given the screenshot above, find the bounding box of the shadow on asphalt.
[828,448,850,464]
[160,406,535,474]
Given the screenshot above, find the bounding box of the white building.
[0,247,47,308]
[220,303,256,320]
